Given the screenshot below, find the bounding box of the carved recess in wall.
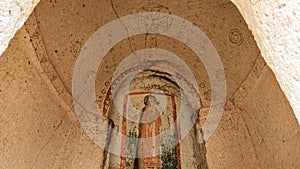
[23,0,263,168]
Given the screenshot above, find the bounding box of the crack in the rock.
[24,12,73,113]
[33,12,72,99]
[25,23,98,119]
[234,106,262,168]
[29,112,68,169]
[227,52,266,108]
[110,0,134,53]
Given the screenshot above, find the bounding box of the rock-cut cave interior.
[0,0,299,169]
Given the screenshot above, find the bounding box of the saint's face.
[144,95,158,107]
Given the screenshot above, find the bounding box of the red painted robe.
[139,105,162,168]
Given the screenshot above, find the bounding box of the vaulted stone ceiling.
[0,0,299,169]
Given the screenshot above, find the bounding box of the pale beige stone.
[0,0,299,169]
[0,0,40,57]
[231,0,300,124]
[1,0,300,124]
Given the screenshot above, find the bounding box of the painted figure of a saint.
[135,95,162,169]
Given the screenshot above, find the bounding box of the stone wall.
[230,0,300,124]
[1,0,299,124]
[0,0,40,57]
[0,0,299,168]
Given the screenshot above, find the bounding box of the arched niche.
[0,0,299,169]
